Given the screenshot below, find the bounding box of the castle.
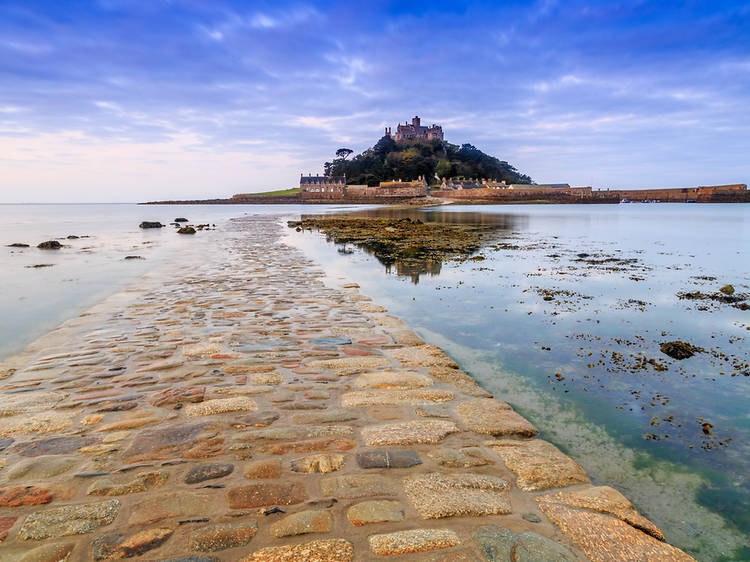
[385,116,443,142]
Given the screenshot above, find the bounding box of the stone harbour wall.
[0,216,694,560]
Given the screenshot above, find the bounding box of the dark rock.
[37,240,62,249]
[124,255,144,260]
[473,524,576,561]
[25,264,54,268]
[175,217,189,222]
[356,449,421,469]
[185,463,234,484]
[178,226,196,235]
[659,341,702,360]
[311,337,352,345]
[523,513,542,523]
[7,243,29,247]
[12,435,98,457]
[139,221,164,228]
[0,438,14,451]
[719,284,735,295]
[67,235,79,239]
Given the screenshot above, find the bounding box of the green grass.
[246,188,300,196]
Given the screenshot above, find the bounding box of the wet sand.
[0,215,692,560]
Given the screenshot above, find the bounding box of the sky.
[1,0,749,202]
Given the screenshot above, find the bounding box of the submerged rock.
[659,341,702,360]
[175,217,189,222]
[719,284,735,295]
[37,240,61,249]
[139,221,164,228]
[7,243,29,248]
[178,226,197,235]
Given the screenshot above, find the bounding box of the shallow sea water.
[286,203,750,561]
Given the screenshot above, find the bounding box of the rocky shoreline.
[0,215,693,561]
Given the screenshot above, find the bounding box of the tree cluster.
[323,136,531,187]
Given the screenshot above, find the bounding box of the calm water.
[286,203,750,561]
[0,203,363,360]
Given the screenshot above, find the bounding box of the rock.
[175,217,189,222]
[259,437,355,455]
[92,527,174,559]
[6,455,79,479]
[16,543,76,562]
[0,391,67,416]
[290,453,344,474]
[306,356,391,375]
[189,521,258,552]
[12,435,98,457]
[87,470,169,496]
[0,486,54,506]
[124,255,143,260]
[428,367,491,397]
[537,488,693,561]
[487,439,589,491]
[155,558,218,562]
[523,513,542,523]
[7,243,29,248]
[310,337,352,345]
[390,329,426,346]
[250,372,283,385]
[342,389,454,407]
[123,422,222,462]
[659,341,702,360]
[472,525,576,562]
[270,509,332,538]
[139,221,164,228]
[184,397,256,417]
[185,463,234,484]
[362,419,459,446]
[37,240,62,249]
[388,345,459,368]
[354,371,434,389]
[456,398,538,437]
[346,500,405,526]
[0,412,74,437]
[149,386,205,407]
[127,492,210,525]
[178,226,197,234]
[227,482,307,508]
[427,447,494,468]
[19,499,120,539]
[0,437,14,450]
[0,516,17,542]
[239,538,354,562]
[319,474,396,498]
[356,449,421,469]
[719,284,735,295]
[243,459,281,479]
[404,473,511,519]
[369,529,461,555]
[415,404,454,418]
[291,409,358,424]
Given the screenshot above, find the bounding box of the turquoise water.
[287,203,750,561]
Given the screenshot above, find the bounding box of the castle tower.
[412,116,421,127]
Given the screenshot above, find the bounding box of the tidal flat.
[288,203,750,561]
[0,209,696,560]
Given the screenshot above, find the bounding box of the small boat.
[686,199,697,203]
[620,198,631,204]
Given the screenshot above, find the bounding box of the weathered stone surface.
[127,492,210,525]
[149,386,205,407]
[0,516,17,542]
[390,329,426,346]
[487,439,589,491]
[354,371,433,389]
[243,458,281,479]
[0,486,53,507]
[538,486,664,540]
[290,453,345,474]
[291,409,358,424]
[307,356,391,375]
[260,437,355,455]
[19,499,120,539]
[415,403,454,418]
[357,449,421,469]
[270,509,332,538]
[369,529,461,555]
[0,391,66,416]
[240,538,354,561]
[403,473,511,519]
[92,527,174,560]
[537,490,693,561]
[88,470,169,496]
[182,342,223,356]
[456,398,538,437]
[0,412,73,437]
[346,500,405,526]
[428,366,491,397]
[185,397,256,417]
[0,437,14,450]
[222,363,276,374]
[342,389,453,407]
[362,419,459,446]
[427,447,493,468]
[319,474,396,498]
[12,435,97,457]
[227,482,307,508]
[189,521,258,552]
[123,422,222,462]
[185,463,234,484]
[16,542,76,562]
[250,372,283,385]
[472,525,576,562]
[94,412,160,432]
[388,345,459,369]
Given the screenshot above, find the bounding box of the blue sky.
[1,0,748,202]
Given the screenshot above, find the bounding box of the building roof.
[300,175,345,184]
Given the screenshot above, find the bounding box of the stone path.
[0,216,694,561]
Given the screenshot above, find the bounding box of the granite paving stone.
[369,528,461,555]
[403,473,511,519]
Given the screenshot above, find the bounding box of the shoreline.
[0,215,693,560]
